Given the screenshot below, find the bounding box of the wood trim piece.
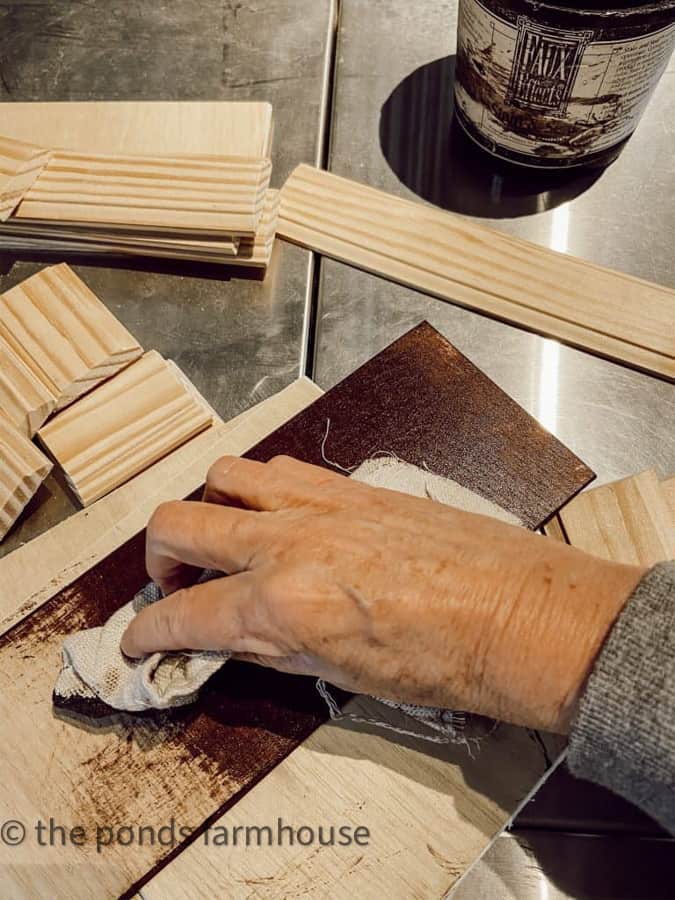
[0,189,279,267]
[0,101,273,159]
[0,263,143,410]
[0,135,51,220]
[16,152,272,237]
[0,334,55,438]
[38,351,213,506]
[663,476,675,524]
[0,411,52,541]
[0,377,321,635]
[545,470,675,565]
[278,165,675,380]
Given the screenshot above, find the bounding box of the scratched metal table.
[313,2,675,898]
[0,0,337,554]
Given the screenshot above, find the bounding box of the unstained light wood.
[662,476,675,525]
[0,189,279,268]
[17,152,272,238]
[545,471,675,565]
[38,351,213,506]
[0,135,51,220]
[0,378,322,636]
[0,411,52,541]
[0,334,55,438]
[278,165,675,379]
[0,263,142,410]
[0,101,273,159]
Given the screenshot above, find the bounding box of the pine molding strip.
[38,351,213,506]
[0,263,143,410]
[0,135,51,221]
[278,165,675,380]
[16,152,272,238]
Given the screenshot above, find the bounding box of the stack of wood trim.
[278,165,675,380]
[0,410,52,541]
[0,263,142,410]
[545,469,675,565]
[0,101,278,269]
[38,351,213,506]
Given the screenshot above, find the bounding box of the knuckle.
[148,501,183,541]
[268,454,294,471]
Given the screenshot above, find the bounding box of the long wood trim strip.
[278,166,675,379]
[16,152,272,237]
[0,190,279,267]
[0,377,321,637]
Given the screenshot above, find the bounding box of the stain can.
[454,0,675,169]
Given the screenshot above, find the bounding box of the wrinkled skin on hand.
[121,455,644,733]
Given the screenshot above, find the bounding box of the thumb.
[120,572,283,659]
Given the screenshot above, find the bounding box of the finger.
[121,572,287,658]
[203,454,344,510]
[146,499,274,595]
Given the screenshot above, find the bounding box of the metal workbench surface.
[314,1,675,897]
[0,0,337,552]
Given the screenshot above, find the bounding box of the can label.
[455,0,675,165]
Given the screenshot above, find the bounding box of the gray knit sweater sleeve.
[568,561,675,834]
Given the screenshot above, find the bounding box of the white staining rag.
[53,458,522,738]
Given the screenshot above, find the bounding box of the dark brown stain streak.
[1,321,594,897]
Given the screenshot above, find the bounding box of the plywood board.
[278,166,675,380]
[16,153,271,238]
[0,378,322,637]
[0,135,51,220]
[0,333,55,438]
[0,263,143,410]
[0,324,589,897]
[38,351,213,506]
[0,411,52,541]
[545,470,675,565]
[0,101,273,159]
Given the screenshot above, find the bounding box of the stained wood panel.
[16,152,272,238]
[545,471,675,565]
[0,101,273,159]
[0,263,142,410]
[38,352,213,506]
[278,165,675,380]
[0,411,52,541]
[0,325,590,897]
[0,135,52,220]
[0,334,55,438]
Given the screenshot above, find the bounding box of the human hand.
[121,455,644,733]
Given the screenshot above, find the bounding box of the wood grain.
[0,333,55,438]
[0,101,273,159]
[545,470,675,565]
[663,476,675,524]
[0,189,279,268]
[0,378,321,636]
[0,263,143,410]
[38,352,213,506]
[0,324,586,897]
[278,165,675,380]
[0,411,52,541]
[0,134,51,220]
[17,152,272,238]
